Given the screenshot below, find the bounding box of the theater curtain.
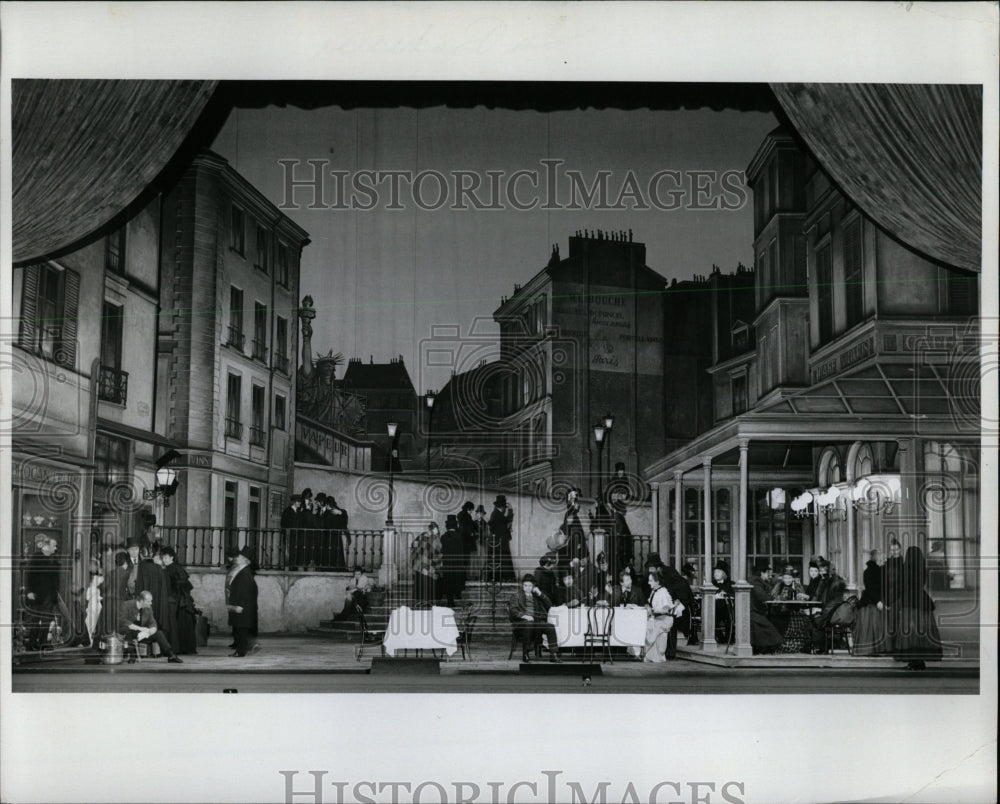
[771,83,982,273]
[12,79,217,263]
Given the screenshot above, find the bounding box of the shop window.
[19,263,80,368]
[748,486,807,577]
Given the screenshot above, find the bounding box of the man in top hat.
[226,545,259,657]
[23,534,61,651]
[439,514,465,607]
[604,462,633,574]
[457,501,477,575]
[281,494,303,569]
[556,488,588,568]
[488,495,516,582]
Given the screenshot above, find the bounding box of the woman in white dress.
[643,567,676,662]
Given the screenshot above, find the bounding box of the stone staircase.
[308,581,523,642]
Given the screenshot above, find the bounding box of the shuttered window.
[19,263,80,369]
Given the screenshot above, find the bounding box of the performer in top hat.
[488,495,516,582]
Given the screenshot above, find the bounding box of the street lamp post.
[424,390,436,473]
[603,412,614,483]
[593,424,606,502]
[386,421,398,526]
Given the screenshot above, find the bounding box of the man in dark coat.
[604,462,633,574]
[488,495,516,581]
[280,494,303,569]
[226,545,259,656]
[439,514,466,607]
[662,565,694,657]
[23,535,61,650]
[117,590,183,663]
[508,575,561,662]
[328,496,349,570]
[457,501,477,575]
[556,489,588,567]
[611,568,647,607]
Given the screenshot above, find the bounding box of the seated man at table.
[509,575,561,663]
[574,555,599,605]
[556,570,582,608]
[611,568,647,607]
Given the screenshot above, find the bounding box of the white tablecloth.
[382,606,459,657]
[547,605,648,651]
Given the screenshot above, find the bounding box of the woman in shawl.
[161,546,198,655]
[853,548,888,656]
[891,545,944,670]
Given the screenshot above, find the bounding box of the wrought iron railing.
[224,417,243,439]
[249,425,266,447]
[226,326,245,351]
[152,526,385,572]
[273,352,290,375]
[251,338,268,362]
[98,366,129,404]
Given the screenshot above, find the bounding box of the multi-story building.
[11,196,168,633]
[489,232,670,496]
[156,150,310,533]
[341,356,418,471]
[645,127,980,656]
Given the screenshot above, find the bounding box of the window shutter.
[18,264,40,349]
[56,268,80,369]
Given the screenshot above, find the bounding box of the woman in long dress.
[853,549,888,656]
[643,567,676,662]
[161,546,198,655]
[891,545,944,670]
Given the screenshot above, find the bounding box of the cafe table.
[382,605,459,657]
[546,605,649,657]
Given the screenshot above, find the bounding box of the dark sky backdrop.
[211,101,778,392]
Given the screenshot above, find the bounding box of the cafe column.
[673,470,683,570]
[699,456,716,650]
[733,440,752,657]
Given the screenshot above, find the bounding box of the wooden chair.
[355,604,385,661]
[584,605,615,663]
[826,623,854,655]
[456,612,477,660]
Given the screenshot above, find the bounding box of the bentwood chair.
[584,605,615,663]
[456,611,477,660]
[355,604,385,661]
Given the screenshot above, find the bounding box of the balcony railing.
[273,353,290,375]
[152,526,385,572]
[226,326,245,351]
[251,338,268,362]
[97,366,129,404]
[249,425,266,447]
[225,417,243,439]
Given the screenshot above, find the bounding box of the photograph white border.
[1,3,997,803]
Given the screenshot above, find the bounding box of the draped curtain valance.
[12,79,217,263]
[771,83,982,273]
